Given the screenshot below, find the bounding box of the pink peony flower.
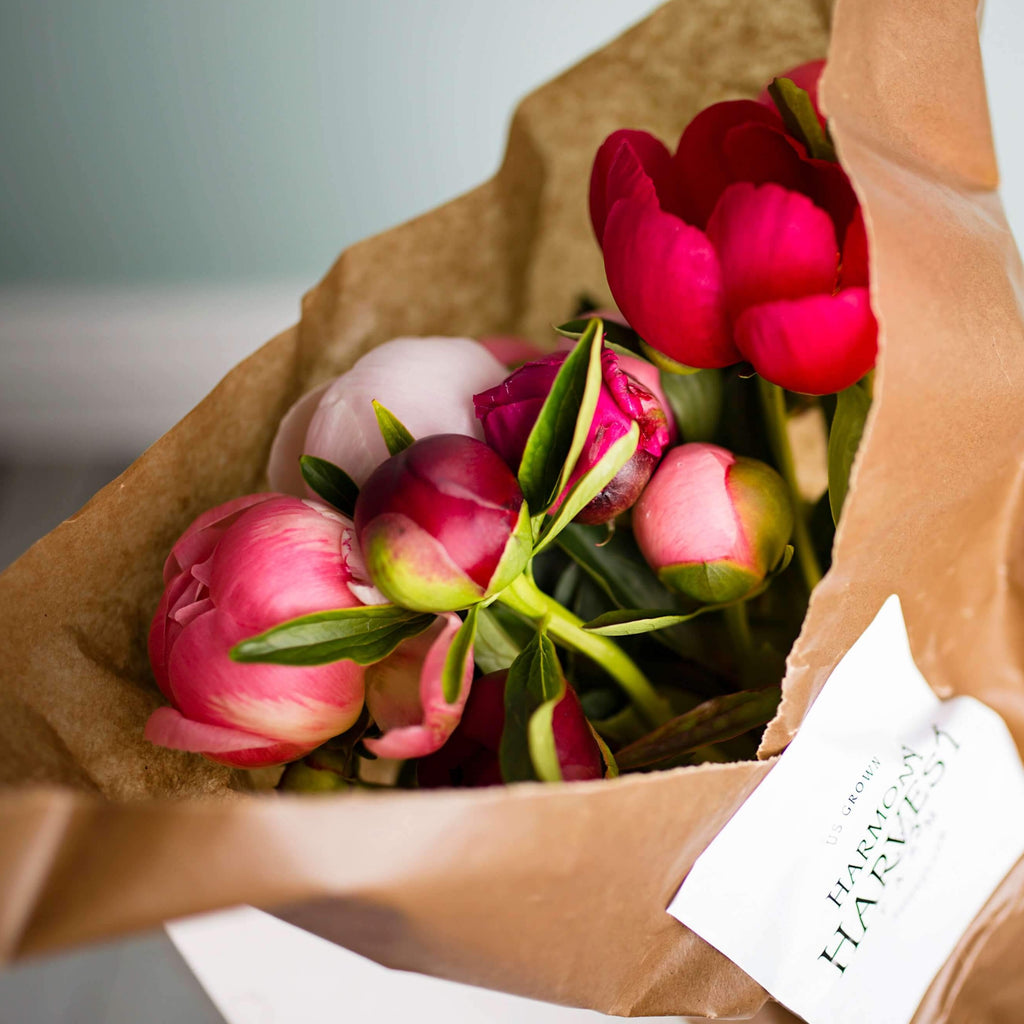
[473,346,671,524]
[416,670,603,787]
[267,336,508,494]
[633,443,794,604]
[145,494,377,768]
[589,61,876,395]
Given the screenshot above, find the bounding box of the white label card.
[668,596,1024,1024]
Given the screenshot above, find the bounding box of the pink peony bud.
[354,434,533,612]
[633,443,794,604]
[145,494,375,768]
[267,336,508,494]
[473,347,670,524]
[417,670,603,787]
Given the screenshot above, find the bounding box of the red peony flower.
[589,60,877,395]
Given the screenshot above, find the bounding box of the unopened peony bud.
[354,434,532,612]
[417,670,603,787]
[474,347,670,524]
[633,443,793,603]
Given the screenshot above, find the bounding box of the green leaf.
[556,523,737,672]
[474,606,525,674]
[552,561,582,609]
[500,630,566,783]
[527,699,563,782]
[582,547,794,637]
[583,605,720,636]
[231,605,435,666]
[615,687,783,772]
[533,421,639,554]
[372,400,415,455]
[658,368,724,443]
[555,317,639,351]
[774,544,795,576]
[768,77,837,162]
[299,455,360,517]
[828,383,871,524]
[557,522,680,612]
[441,604,479,703]
[518,319,604,513]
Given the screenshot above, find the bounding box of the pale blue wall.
[0,1,660,285]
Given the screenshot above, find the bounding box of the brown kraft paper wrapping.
[1,0,1023,1019]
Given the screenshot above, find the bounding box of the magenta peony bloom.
[417,670,603,787]
[633,443,794,604]
[589,61,876,395]
[267,336,508,495]
[354,434,533,612]
[474,346,671,524]
[145,494,378,768]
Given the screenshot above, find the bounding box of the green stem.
[723,598,751,654]
[498,573,672,727]
[757,378,823,594]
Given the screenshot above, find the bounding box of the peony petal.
[144,707,308,769]
[590,130,675,242]
[841,206,870,288]
[721,121,812,197]
[165,494,273,584]
[706,182,838,318]
[266,381,332,496]
[617,352,678,443]
[473,357,561,469]
[671,100,782,227]
[303,337,507,486]
[809,159,859,241]
[552,686,603,782]
[364,613,473,759]
[148,584,177,699]
[602,198,737,368]
[167,608,364,745]
[735,288,878,396]
[478,335,547,368]
[757,59,827,126]
[340,525,390,607]
[209,496,361,629]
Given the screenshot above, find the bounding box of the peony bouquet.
[143,58,871,794]
[4,1,1024,1020]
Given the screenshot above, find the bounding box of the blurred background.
[1,0,1021,1021]
[1,0,669,567]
